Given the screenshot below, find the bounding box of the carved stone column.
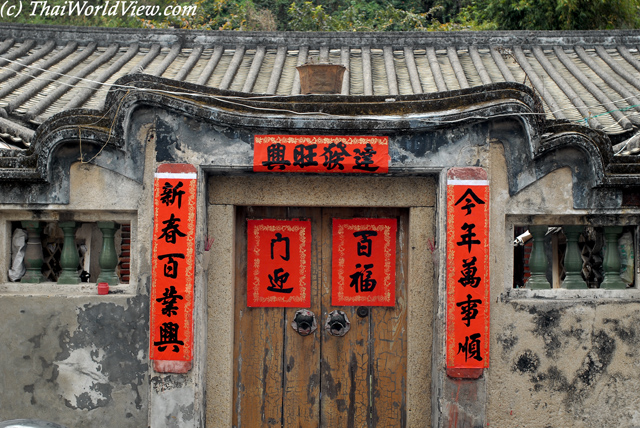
[601,226,626,289]
[57,221,80,284]
[561,225,587,289]
[97,221,119,285]
[21,221,45,283]
[527,225,550,289]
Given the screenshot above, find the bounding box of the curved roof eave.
[4,75,626,195]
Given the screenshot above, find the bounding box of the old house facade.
[0,24,639,427]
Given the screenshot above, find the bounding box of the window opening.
[8,220,130,284]
[514,225,636,289]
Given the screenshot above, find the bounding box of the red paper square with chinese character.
[247,219,311,307]
[332,218,397,306]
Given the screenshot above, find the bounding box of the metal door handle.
[291,309,317,336]
[325,310,350,337]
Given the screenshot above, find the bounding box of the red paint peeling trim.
[157,163,197,174]
[447,167,488,181]
[153,360,193,374]
[446,367,484,379]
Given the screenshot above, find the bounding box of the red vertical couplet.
[150,164,197,362]
[247,219,311,308]
[332,218,397,306]
[446,167,490,374]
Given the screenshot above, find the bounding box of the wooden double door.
[233,206,408,428]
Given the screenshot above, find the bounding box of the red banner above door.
[253,135,389,174]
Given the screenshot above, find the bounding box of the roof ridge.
[2,23,640,47]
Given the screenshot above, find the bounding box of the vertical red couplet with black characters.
[446,167,490,375]
[150,164,197,362]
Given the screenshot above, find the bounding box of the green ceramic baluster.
[527,225,551,289]
[57,221,80,284]
[561,225,587,289]
[601,226,626,289]
[21,221,45,283]
[97,221,120,285]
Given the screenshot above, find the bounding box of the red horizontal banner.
[332,218,396,306]
[247,219,311,308]
[254,135,389,174]
[150,164,197,362]
[446,168,490,370]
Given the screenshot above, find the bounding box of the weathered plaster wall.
[0,295,148,427]
[490,299,640,427]
[0,151,151,426]
[486,143,640,427]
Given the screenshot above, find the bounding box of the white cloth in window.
[8,228,26,281]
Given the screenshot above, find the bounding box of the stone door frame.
[204,174,437,427]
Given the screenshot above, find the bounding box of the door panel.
[283,207,322,427]
[320,208,408,428]
[233,206,407,428]
[233,207,322,428]
[233,207,289,427]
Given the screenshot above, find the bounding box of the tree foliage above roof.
[3,0,640,30]
[473,0,640,30]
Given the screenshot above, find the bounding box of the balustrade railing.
[515,225,636,289]
[7,221,130,285]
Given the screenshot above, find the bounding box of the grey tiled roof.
[0,24,639,153]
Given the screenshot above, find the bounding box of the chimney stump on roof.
[297,63,346,95]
